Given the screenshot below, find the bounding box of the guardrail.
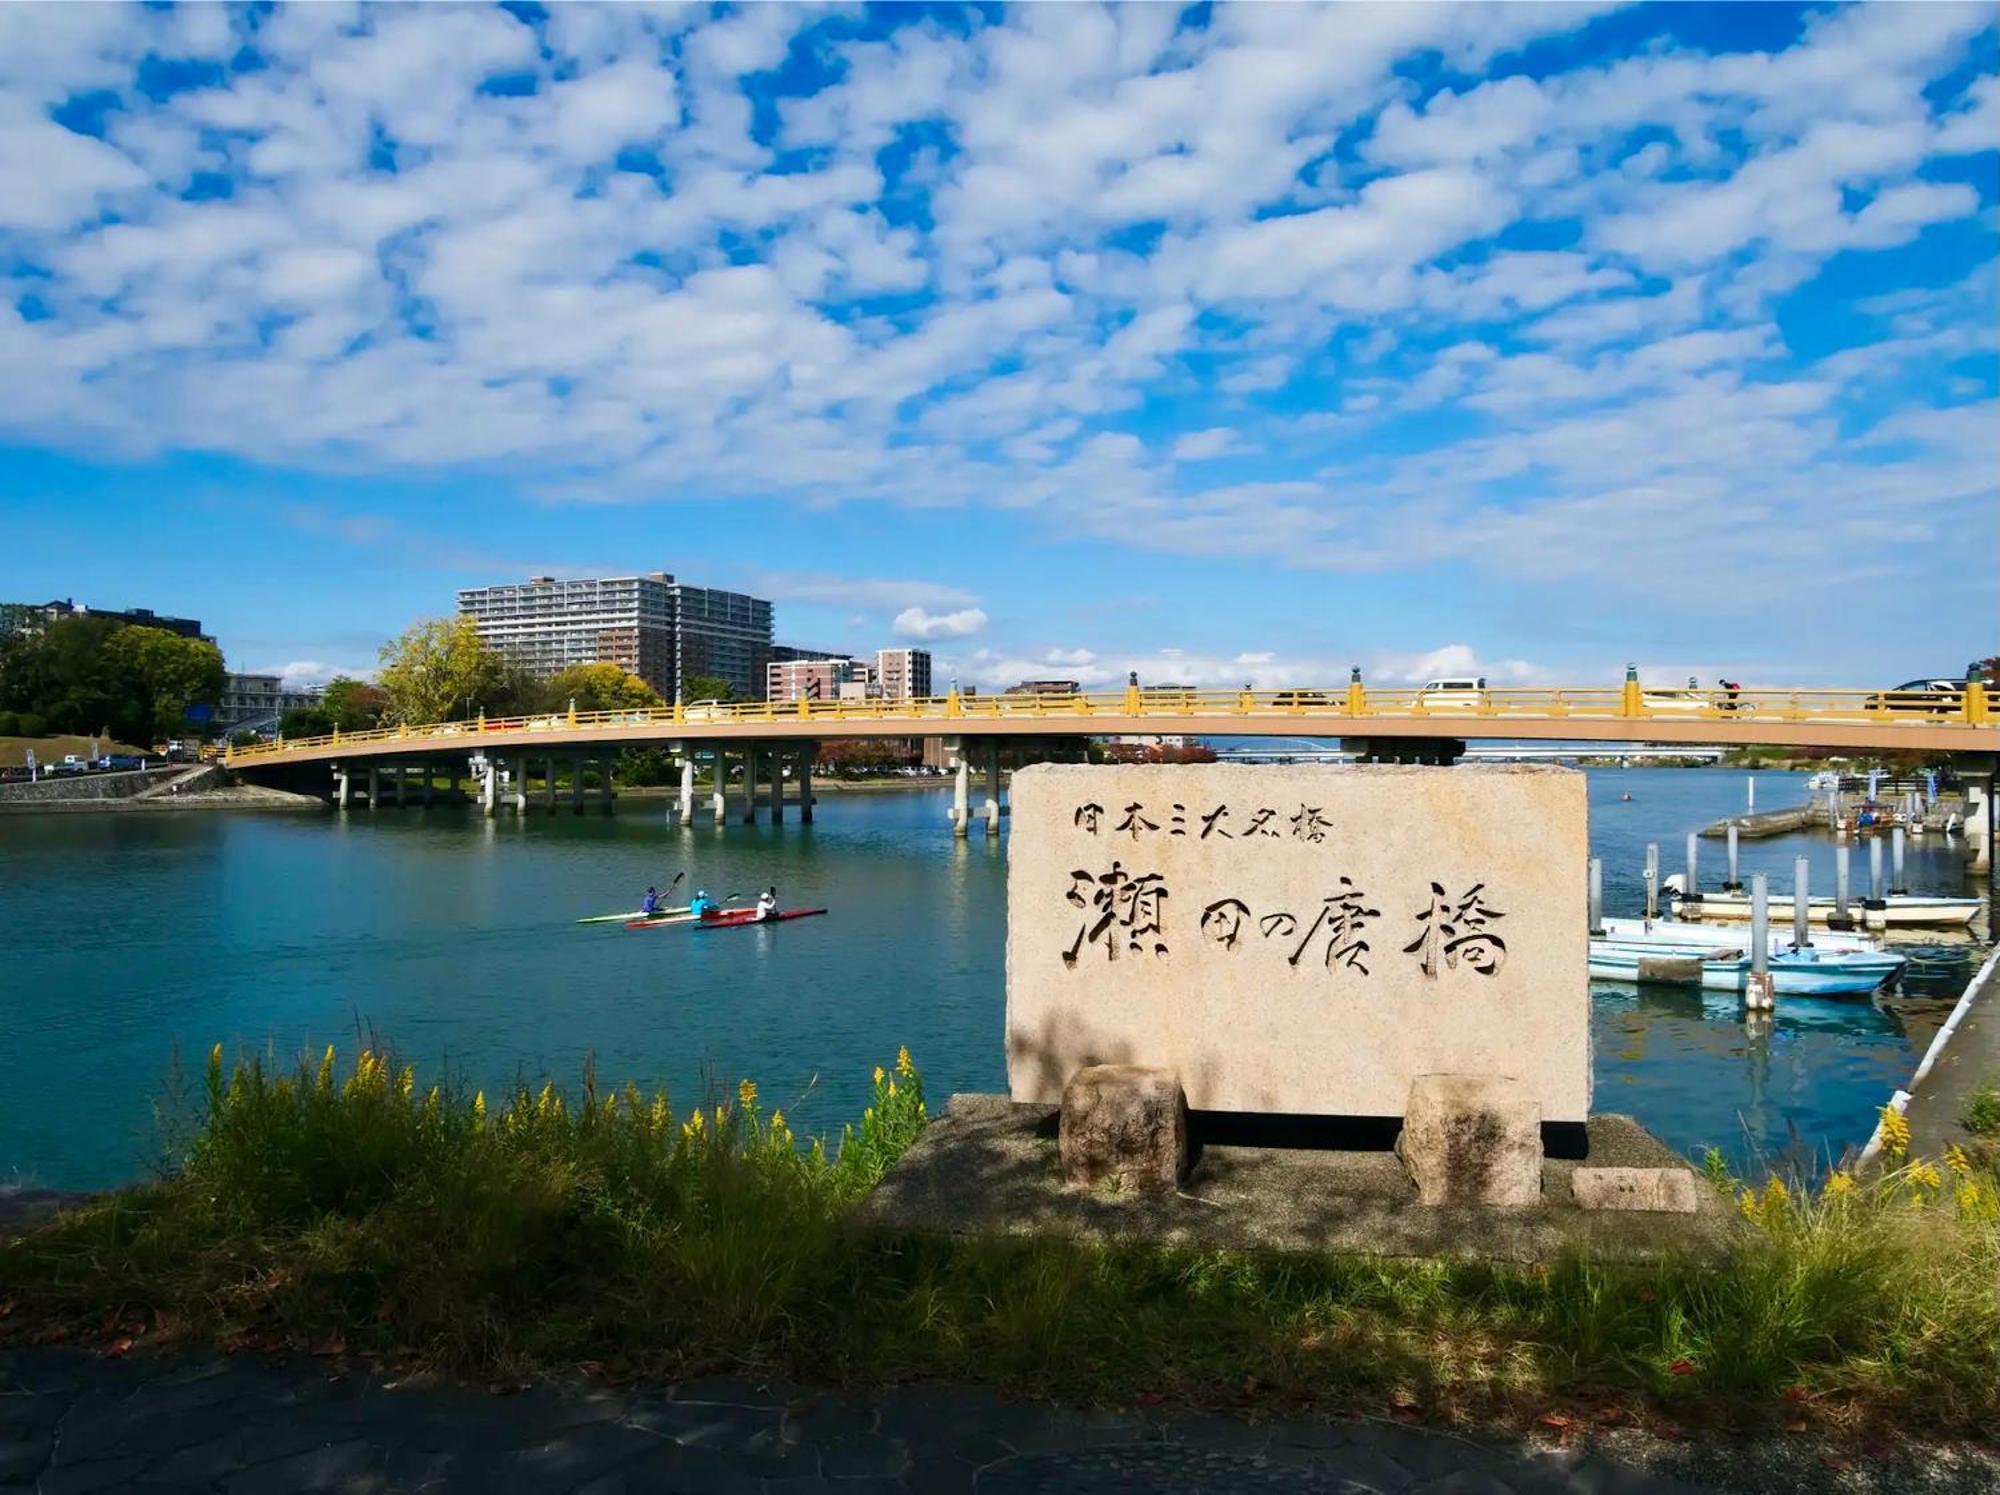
[225,679,1995,765]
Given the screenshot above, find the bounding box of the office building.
[2,598,210,642]
[874,648,932,700]
[219,673,324,729]
[771,644,849,665]
[767,656,866,703]
[457,573,772,703]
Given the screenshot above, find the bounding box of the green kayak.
[577,904,693,925]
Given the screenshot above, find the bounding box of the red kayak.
[691,908,828,930]
[623,906,751,930]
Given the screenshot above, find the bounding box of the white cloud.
[1170,426,1242,461]
[893,606,989,640]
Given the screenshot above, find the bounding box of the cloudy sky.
[0,1,1994,690]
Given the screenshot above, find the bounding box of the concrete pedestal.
[1059,1065,1188,1193]
[1398,1075,1543,1208]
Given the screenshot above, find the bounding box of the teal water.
[1,769,1988,1189]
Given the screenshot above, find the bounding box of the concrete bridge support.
[796,745,814,824]
[983,741,1003,837]
[710,748,728,823]
[334,764,350,809]
[1968,779,1993,873]
[768,750,785,824]
[366,764,380,809]
[480,759,497,817]
[949,739,970,838]
[677,752,695,822]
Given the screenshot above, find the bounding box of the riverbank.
[5,1042,1997,1445]
[0,779,322,815]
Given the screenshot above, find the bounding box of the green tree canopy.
[544,663,664,713]
[679,674,736,704]
[321,677,388,732]
[0,617,221,743]
[375,616,511,725]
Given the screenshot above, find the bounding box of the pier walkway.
[6,1346,1998,1494]
[1899,946,2000,1161]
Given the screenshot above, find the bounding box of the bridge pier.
[334,764,350,809]
[710,748,728,823]
[768,749,784,824]
[364,764,379,809]
[480,758,497,817]
[600,757,614,811]
[984,741,1002,837]
[393,764,406,807]
[677,752,695,821]
[511,753,527,815]
[950,740,969,838]
[797,745,814,824]
[741,745,760,826]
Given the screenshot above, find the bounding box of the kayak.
[622,906,752,931]
[691,908,828,930]
[580,904,692,925]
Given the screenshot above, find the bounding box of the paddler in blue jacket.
[640,886,660,915]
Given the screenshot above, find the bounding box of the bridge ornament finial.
[1621,665,1642,718]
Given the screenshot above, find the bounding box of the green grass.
[1963,1075,2000,1137]
[4,1049,1997,1438]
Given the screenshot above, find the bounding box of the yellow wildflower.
[1878,1104,1911,1159]
[738,1078,758,1111]
[210,1042,223,1068]
[873,1065,886,1086]
[651,1094,670,1128]
[896,1046,914,1079]
[473,1090,487,1121]
[536,1081,557,1118]
[887,1078,897,1097]
[602,1092,617,1117]
[398,1065,415,1100]
[1909,1161,1943,1191]
[1944,1144,1972,1177]
[770,1109,785,1132]
[317,1045,335,1093]
[1823,1171,1855,1198]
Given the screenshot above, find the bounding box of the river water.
[2,768,1989,1190]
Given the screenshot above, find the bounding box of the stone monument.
[1006,763,1592,1130]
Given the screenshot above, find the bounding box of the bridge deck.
[228,684,1998,770]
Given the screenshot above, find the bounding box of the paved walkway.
[1901,945,2000,1159]
[5,1347,1998,1494]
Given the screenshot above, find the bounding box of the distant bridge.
[225,676,1996,832]
[1213,741,1730,764]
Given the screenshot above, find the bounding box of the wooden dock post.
[1793,857,1811,950]
[1724,824,1741,890]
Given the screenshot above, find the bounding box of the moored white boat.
[1665,889,1980,928]
[1596,915,1880,955]
[1588,938,1904,996]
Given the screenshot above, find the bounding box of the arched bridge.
[226,677,1997,828]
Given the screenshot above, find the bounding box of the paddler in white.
[755,886,777,922]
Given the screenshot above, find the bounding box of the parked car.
[1272,690,1331,708]
[681,699,731,722]
[1863,678,1966,714]
[1418,676,1487,708]
[51,755,89,776]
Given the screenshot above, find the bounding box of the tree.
[544,663,664,714]
[101,625,225,740]
[321,677,388,732]
[279,705,335,738]
[375,616,510,725]
[679,674,736,704]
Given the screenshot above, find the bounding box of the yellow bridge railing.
[226,679,1994,765]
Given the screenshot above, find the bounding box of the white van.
[1418,677,1486,708]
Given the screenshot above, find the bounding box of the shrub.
[1964,1076,2000,1137]
[14,712,46,737]
[0,710,16,735]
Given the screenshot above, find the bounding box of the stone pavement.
[5,1348,1998,1495]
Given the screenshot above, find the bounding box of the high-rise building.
[457,572,772,702]
[1006,678,1080,696]
[674,584,774,701]
[874,648,932,700]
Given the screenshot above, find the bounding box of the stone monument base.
[851,1095,1742,1264]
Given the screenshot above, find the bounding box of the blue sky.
[0,1,1994,690]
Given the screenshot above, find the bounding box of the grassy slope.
[3,1046,1995,1440]
[0,734,154,768]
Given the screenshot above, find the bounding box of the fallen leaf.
[1781,1384,1809,1403]
[1668,1359,1696,1376]
[1783,1419,1809,1435]
[1538,1413,1573,1430]
[104,1337,134,1359]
